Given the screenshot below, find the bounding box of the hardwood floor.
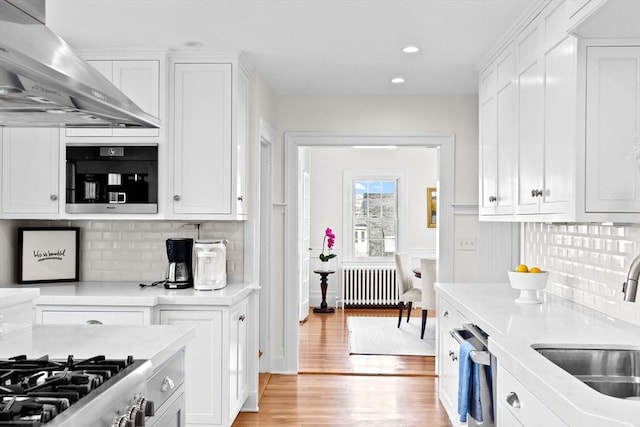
[234,307,451,426]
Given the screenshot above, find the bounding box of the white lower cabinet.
[32,288,256,427]
[497,365,567,426]
[159,309,224,426]
[36,306,152,325]
[437,296,471,425]
[160,298,249,427]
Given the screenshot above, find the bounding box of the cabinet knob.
[239,314,246,322]
[50,194,58,201]
[448,350,454,357]
[442,310,449,318]
[451,354,458,361]
[86,319,103,325]
[506,391,521,408]
[488,196,497,203]
[160,376,175,393]
[173,195,180,201]
[531,189,543,198]
[237,196,244,202]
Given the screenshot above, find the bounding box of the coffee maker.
[165,238,193,289]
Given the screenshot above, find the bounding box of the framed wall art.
[18,227,80,284]
[427,187,437,228]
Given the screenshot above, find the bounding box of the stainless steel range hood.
[0,0,160,128]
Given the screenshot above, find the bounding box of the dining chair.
[420,258,437,339]
[394,253,422,329]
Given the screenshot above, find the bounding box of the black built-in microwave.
[66,144,158,214]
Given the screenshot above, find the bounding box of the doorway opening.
[283,132,455,373]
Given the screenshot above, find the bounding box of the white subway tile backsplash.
[23,220,244,283]
[525,223,640,326]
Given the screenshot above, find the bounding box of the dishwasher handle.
[450,328,492,366]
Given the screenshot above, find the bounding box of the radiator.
[341,265,398,307]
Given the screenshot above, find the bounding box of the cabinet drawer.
[497,401,524,426]
[497,365,567,426]
[148,349,185,410]
[41,310,146,325]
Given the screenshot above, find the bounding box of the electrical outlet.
[455,237,477,251]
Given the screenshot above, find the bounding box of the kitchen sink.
[533,345,640,400]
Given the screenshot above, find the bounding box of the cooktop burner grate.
[0,354,139,426]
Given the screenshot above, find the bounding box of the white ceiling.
[45,0,534,96]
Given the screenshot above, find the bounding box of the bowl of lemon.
[507,264,548,304]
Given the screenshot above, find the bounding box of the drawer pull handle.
[86,319,102,325]
[239,314,246,322]
[161,376,175,393]
[506,391,521,408]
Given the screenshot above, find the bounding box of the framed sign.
[427,187,437,228]
[18,227,80,284]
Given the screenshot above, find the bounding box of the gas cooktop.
[0,354,150,426]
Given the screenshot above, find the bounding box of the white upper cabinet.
[584,45,640,214]
[172,62,232,216]
[479,43,516,216]
[1,128,59,216]
[169,53,250,220]
[515,14,545,215]
[64,53,164,140]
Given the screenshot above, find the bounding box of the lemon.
[530,266,542,273]
[515,264,529,273]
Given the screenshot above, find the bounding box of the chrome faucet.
[623,254,640,302]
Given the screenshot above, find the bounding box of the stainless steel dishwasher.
[451,323,496,427]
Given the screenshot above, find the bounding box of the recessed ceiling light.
[402,46,420,54]
[391,77,405,84]
[184,41,204,48]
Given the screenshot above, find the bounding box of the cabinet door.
[172,63,232,215]
[516,18,545,214]
[541,36,576,214]
[479,68,498,215]
[437,297,471,424]
[159,309,223,425]
[495,48,516,214]
[229,299,249,417]
[112,60,160,137]
[585,46,640,213]
[1,128,59,214]
[235,70,248,216]
[66,60,160,138]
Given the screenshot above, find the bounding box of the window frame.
[342,170,407,262]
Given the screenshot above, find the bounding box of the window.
[344,172,405,260]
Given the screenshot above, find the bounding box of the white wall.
[267,95,480,363]
[308,146,438,254]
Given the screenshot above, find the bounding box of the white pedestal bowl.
[507,271,549,304]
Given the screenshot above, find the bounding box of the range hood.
[0,0,159,128]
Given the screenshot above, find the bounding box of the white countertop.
[0,287,40,308]
[6,281,259,307]
[0,323,195,370]
[435,282,640,427]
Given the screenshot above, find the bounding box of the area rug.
[347,316,436,356]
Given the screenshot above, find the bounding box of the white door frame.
[283,132,455,373]
[257,118,274,372]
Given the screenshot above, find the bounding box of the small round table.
[312,269,335,313]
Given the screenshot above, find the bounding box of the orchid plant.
[319,227,336,262]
